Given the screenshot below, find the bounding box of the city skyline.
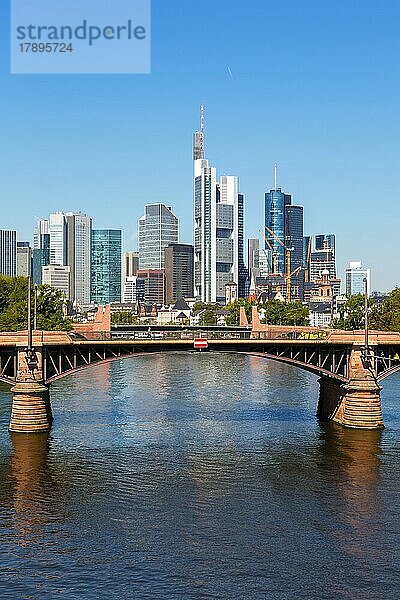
[1,1,399,290]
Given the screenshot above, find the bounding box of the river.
[0,352,399,599]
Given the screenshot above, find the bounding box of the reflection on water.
[9,433,51,548]
[0,353,399,599]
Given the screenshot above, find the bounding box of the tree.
[0,276,71,332]
[112,311,139,325]
[369,288,400,332]
[260,299,309,326]
[333,294,373,330]
[199,309,217,326]
[225,298,256,325]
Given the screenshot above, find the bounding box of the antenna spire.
[199,104,205,158]
[274,162,277,190]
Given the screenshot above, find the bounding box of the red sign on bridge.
[193,338,208,350]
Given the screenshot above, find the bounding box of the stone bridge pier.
[317,346,383,429]
[9,347,52,433]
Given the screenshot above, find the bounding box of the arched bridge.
[1,328,400,433]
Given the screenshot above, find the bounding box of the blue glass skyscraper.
[91,230,122,304]
[264,180,291,275]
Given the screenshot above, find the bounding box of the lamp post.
[27,276,32,352]
[34,284,38,331]
[363,276,368,353]
[25,276,38,372]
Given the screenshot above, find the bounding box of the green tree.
[260,299,309,326]
[225,298,256,325]
[370,288,400,331]
[199,309,217,326]
[0,276,71,332]
[112,311,139,325]
[333,294,373,330]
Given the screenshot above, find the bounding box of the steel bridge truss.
[1,341,399,387]
[242,343,351,381]
[374,345,400,381]
[43,344,140,383]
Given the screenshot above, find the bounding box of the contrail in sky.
[227,65,234,81]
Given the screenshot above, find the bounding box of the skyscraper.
[42,265,70,298]
[247,238,259,278]
[315,234,336,255]
[45,212,92,304]
[16,242,32,277]
[138,204,179,270]
[285,205,304,273]
[164,243,194,303]
[123,251,139,279]
[49,212,67,266]
[91,230,122,304]
[33,220,50,284]
[193,108,246,302]
[345,261,370,296]
[0,230,17,277]
[136,269,165,304]
[264,164,291,275]
[66,213,92,305]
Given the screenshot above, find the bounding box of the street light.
[363,276,369,352]
[26,275,38,372]
[34,284,38,330]
[27,275,32,352]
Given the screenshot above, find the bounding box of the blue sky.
[1,0,399,291]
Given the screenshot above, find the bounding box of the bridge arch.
[377,364,400,382]
[42,345,350,386]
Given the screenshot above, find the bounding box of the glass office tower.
[138,204,179,270]
[0,230,16,276]
[264,189,291,274]
[91,230,122,304]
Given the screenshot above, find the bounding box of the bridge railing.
[108,329,329,342]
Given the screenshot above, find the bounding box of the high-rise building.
[285,205,304,273]
[138,204,178,270]
[123,251,139,279]
[310,234,337,280]
[66,213,92,305]
[257,248,272,277]
[303,236,311,281]
[49,212,67,266]
[32,233,50,285]
[33,219,49,250]
[16,242,32,277]
[42,265,70,298]
[122,276,138,304]
[264,165,304,300]
[0,230,17,277]
[309,248,336,281]
[45,212,92,304]
[264,164,292,275]
[315,234,336,256]
[33,220,50,284]
[136,269,165,304]
[247,239,259,277]
[193,108,246,302]
[164,243,194,303]
[345,261,370,296]
[91,230,122,304]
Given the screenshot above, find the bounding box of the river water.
[0,352,399,599]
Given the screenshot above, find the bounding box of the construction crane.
[264,226,295,302]
[259,228,277,274]
[304,237,311,283]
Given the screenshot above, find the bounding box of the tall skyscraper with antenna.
[264,164,304,296]
[264,164,292,275]
[193,107,246,302]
